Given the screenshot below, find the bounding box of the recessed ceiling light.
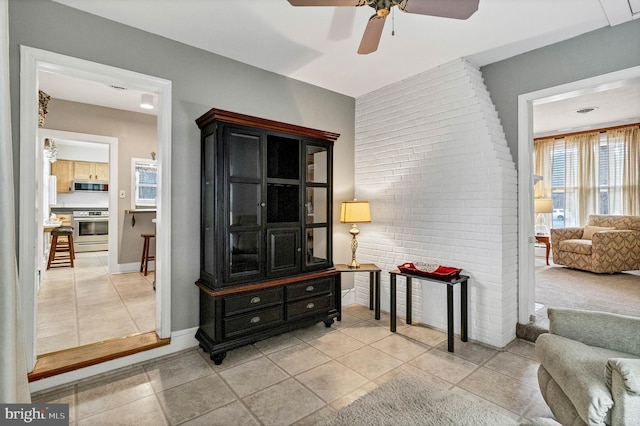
[576,107,599,114]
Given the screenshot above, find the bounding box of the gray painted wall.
[481,18,640,164]
[9,0,356,331]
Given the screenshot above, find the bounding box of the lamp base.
[347,259,360,269]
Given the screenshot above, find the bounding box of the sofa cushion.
[558,239,592,255]
[536,334,640,425]
[581,226,615,240]
[587,215,640,231]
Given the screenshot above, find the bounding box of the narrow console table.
[335,263,381,320]
[389,270,468,352]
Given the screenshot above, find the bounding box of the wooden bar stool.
[47,226,75,269]
[140,233,156,276]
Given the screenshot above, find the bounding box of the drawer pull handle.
[250,297,261,304]
[306,302,315,309]
[250,316,261,324]
[305,285,315,292]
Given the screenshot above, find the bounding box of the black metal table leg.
[369,271,374,310]
[406,277,412,325]
[461,279,468,341]
[374,271,381,320]
[390,273,397,332]
[447,284,454,352]
[336,273,342,321]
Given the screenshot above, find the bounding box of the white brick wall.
[353,59,518,348]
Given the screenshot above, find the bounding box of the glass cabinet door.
[229,231,262,276]
[202,133,216,278]
[305,143,331,267]
[305,228,327,265]
[306,145,327,184]
[225,127,264,281]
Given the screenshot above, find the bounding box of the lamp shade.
[534,198,553,214]
[340,200,371,224]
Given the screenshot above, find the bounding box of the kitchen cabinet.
[50,160,74,193]
[194,108,340,364]
[74,161,109,182]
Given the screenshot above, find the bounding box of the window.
[131,158,157,209]
[535,125,639,228]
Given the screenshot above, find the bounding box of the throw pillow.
[582,225,615,240]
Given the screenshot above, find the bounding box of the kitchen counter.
[51,207,108,214]
[43,221,62,232]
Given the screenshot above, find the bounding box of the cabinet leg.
[323,318,335,327]
[211,352,226,365]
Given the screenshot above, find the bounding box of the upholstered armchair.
[535,308,640,426]
[550,215,640,273]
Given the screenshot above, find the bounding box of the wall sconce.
[140,93,154,110]
[43,138,58,163]
[340,200,371,269]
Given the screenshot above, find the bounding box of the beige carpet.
[534,261,640,330]
[315,372,518,426]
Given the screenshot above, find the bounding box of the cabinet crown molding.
[196,108,340,142]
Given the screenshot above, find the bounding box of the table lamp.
[534,198,553,235]
[340,200,371,269]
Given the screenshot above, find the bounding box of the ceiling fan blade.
[399,0,479,19]
[287,0,364,6]
[357,14,386,55]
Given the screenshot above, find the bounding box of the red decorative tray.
[397,262,462,281]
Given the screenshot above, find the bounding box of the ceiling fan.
[287,0,479,54]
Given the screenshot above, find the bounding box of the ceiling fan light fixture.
[140,93,154,110]
[288,0,479,54]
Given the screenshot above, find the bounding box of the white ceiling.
[39,71,158,116]
[533,81,640,137]
[45,0,640,134]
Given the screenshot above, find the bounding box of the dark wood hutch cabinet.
[195,108,341,364]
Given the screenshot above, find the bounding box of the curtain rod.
[534,122,640,142]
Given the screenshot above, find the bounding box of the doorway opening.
[19,46,172,376]
[517,65,640,326]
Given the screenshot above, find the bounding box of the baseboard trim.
[111,261,148,274]
[341,288,356,306]
[29,327,198,393]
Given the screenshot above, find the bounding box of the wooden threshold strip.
[28,331,170,382]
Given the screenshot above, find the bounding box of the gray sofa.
[535,308,640,426]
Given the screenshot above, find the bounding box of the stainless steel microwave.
[72,180,109,192]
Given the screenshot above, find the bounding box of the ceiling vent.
[576,107,598,114]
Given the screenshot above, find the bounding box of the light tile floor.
[37,252,156,354]
[31,305,554,425]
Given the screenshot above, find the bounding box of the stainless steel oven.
[73,210,109,252]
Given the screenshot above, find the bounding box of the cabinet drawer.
[286,278,332,301]
[224,306,283,338]
[286,294,332,320]
[223,287,283,316]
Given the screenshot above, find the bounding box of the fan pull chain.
[392,7,395,36]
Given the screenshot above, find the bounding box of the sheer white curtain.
[567,132,600,225]
[0,0,31,403]
[534,132,600,227]
[608,126,640,215]
[533,137,554,199]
